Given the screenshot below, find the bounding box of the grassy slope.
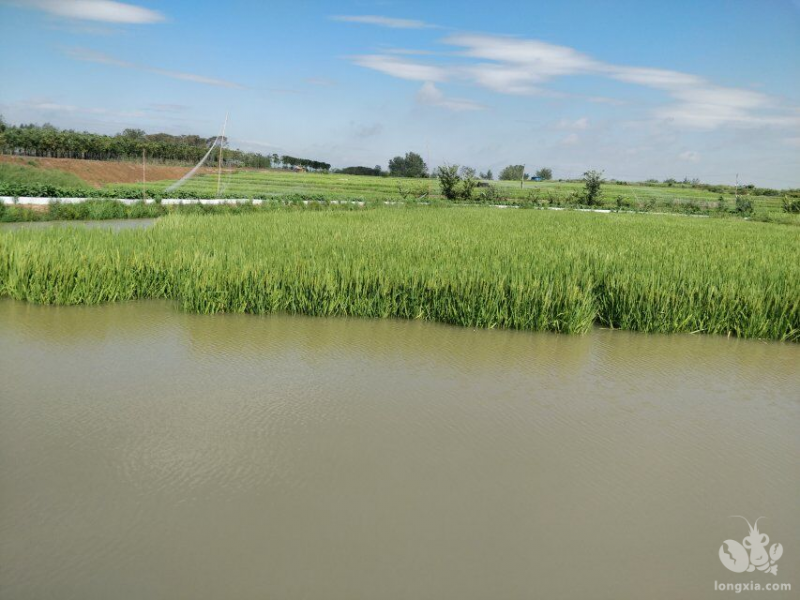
[0,162,91,190]
[1,208,797,340]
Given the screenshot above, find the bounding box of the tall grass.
[0,208,797,340]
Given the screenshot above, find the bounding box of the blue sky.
[1,0,799,186]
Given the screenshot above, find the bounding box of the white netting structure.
[165,113,228,194]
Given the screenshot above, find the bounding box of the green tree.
[436,165,461,200]
[122,128,146,140]
[499,165,525,181]
[583,170,604,206]
[388,152,428,178]
[535,167,553,180]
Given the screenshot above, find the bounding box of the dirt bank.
[0,155,218,187]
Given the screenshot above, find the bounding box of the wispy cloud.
[384,48,438,56]
[416,82,484,111]
[64,47,246,89]
[9,0,165,24]
[678,150,700,162]
[146,103,189,113]
[330,15,437,29]
[556,117,589,130]
[21,100,147,119]
[345,32,800,130]
[350,55,447,82]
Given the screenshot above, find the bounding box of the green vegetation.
[499,165,525,181]
[388,152,428,178]
[583,169,604,206]
[1,208,797,341]
[336,165,383,176]
[2,167,798,223]
[0,121,330,170]
[0,162,92,190]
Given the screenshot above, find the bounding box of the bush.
[683,199,701,214]
[436,165,461,200]
[477,185,502,204]
[782,196,800,213]
[582,170,604,206]
[735,196,754,216]
[461,170,477,201]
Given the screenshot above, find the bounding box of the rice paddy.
[1,207,797,341]
[135,170,792,215]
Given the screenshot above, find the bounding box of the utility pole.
[520,163,525,189]
[425,138,431,194]
[217,111,229,198]
[142,148,146,202]
[735,173,739,205]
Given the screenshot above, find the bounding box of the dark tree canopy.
[0,120,330,171]
[535,167,553,180]
[338,165,382,176]
[388,152,428,178]
[499,165,525,181]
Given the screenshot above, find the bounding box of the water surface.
[0,300,797,599]
[0,218,156,231]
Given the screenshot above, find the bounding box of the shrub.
[582,170,604,206]
[782,196,800,214]
[735,196,754,216]
[436,165,461,201]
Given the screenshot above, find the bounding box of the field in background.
[1,157,797,222]
[1,209,797,341]
[0,156,217,187]
[150,169,792,215]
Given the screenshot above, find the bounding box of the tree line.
[0,118,331,171]
[339,151,554,182]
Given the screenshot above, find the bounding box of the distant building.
[530,176,543,181]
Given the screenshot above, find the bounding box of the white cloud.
[330,15,435,29]
[556,117,589,130]
[560,133,580,146]
[18,0,165,24]
[446,34,600,76]
[22,100,146,119]
[678,150,700,162]
[64,47,245,89]
[416,82,484,111]
[384,48,437,56]
[344,32,800,131]
[350,55,447,82]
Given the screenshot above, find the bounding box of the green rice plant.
[0,208,797,340]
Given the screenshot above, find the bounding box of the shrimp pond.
[0,299,797,599]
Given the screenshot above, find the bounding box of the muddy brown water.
[0,300,797,600]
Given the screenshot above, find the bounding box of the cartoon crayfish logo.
[719,516,783,575]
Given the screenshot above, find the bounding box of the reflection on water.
[0,300,798,600]
[0,218,156,231]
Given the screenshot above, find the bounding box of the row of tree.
[381,152,554,181]
[498,165,553,181]
[0,119,331,171]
